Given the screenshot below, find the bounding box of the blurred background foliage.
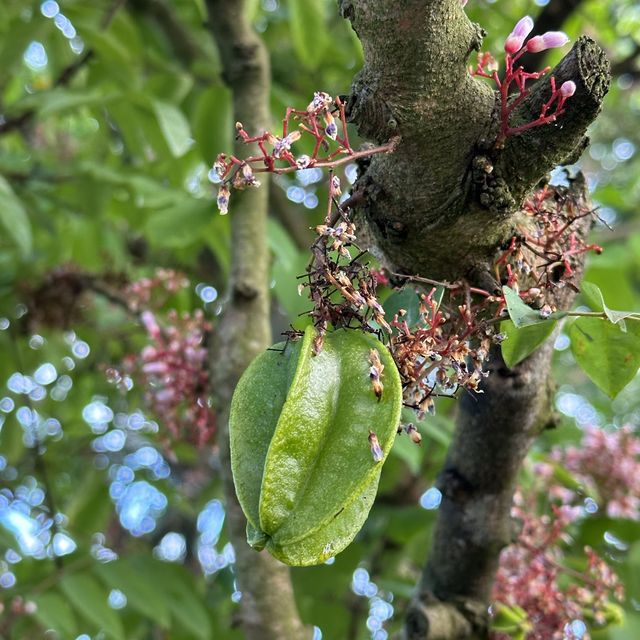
[0,0,639,638]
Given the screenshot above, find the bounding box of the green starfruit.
[229,325,402,566]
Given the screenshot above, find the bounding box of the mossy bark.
[340,1,609,282]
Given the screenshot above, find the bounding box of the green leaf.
[626,541,640,600]
[32,592,78,638]
[65,468,112,535]
[130,556,212,640]
[502,286,548,327]
[500,318,557,367]
[606,611,639,640]
[390,431,422,474]
[192,85,233,163]
[151,100,193,158]
[267,218,300,271]
[286,0,327,69]
[267,219,311,322]
[0,174,32,257]
[78,161,180,210]
[490,602,531,634]
[546,461,599,500]
[14,88,117,117]
[73,20,133,68]
[569,317,640,398]
[94,560,171,627]
[59,573,125,640]
[581,281,640,332]
[145,199,214,248]
[384,287,422,329]
[0,15,49,88]
[585,248,637,309]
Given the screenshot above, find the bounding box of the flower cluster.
[107,276,215,450]
[491,426,640,638]
[212,92,396,215]
[297,180,390,354]
[294,176,599,417]
[299,196,503,414]
[491,491,624,640]
[471,16,574,145]
[122,268,189,312]
[494,181,603,313]
[381,179,601,413]
[541,426,640,520]
[388,286,499,417]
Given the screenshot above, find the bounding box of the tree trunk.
[338,2,610,637]
[207,2,308,638]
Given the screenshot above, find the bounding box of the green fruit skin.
[229,326,402,566]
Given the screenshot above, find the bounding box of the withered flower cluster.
[298,193,390,355]
[296,172,602,425]
[496,181,603,308]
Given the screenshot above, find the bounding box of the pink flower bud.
[142,361,168,375]
[525,36,544,53]
[513,16,535,38]
[526,31,569,53]
[504,16,534,54]
[543,31,570,48]
[141,311,161,339]
[155,388,176,404]
[560,80,576,97]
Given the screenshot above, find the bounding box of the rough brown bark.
[206,2,308,639]
[338,2,610,638]
[340,1,609,282]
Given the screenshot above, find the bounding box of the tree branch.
[498,36,610,204]
[339,3,610,638]
[404,185,593,639]
[340,1,609,283]
[206,2,307,639]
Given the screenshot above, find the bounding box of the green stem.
[562,311,640,319]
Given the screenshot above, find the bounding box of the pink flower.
[141,311,161,339]
[142,361,168,375]
[504,16,534,54]
[306,91,332,114]
[560,80,576,97]
[526,31,569,53]
[268,130,302,159]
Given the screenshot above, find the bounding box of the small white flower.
[217,184,230,214]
